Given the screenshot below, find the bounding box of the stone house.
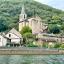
[6,28,23,46]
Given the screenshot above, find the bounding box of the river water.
[0,55,64,64]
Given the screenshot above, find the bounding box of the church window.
[24,15,25,19]
[9,34,11,37]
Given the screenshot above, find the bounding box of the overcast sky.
[35,0,64,10]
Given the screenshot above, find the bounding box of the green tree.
[0,21,8,32]
[61,24,64,31]
[60,44,64,48]
[23,32,36,44]
[0,0,64,32]
[51,15,62,24]
[54,43,61,48]
[48,24,61,34]
[20,26,34,46]
[20,26,32,35]
[52,15,61,20]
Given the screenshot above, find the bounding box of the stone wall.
[0,47,64,55]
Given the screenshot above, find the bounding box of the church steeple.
[21,4,25,14]
[19,4,28,32]
[19,4,27,22]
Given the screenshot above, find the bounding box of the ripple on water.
[0,55,64,64]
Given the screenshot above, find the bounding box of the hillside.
[0,0,64,33]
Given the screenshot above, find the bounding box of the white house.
[0,34,11,47]
[6,28,23,45]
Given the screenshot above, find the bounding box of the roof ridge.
[9,28,22,38]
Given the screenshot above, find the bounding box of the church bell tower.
[19,4,27,32]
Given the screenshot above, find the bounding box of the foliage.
[23,32,36,46]
[42,43,48,48]
[60,44,64,48]
[23,32,32,38]
[27,43,38,47]
[61,24,64,31]
[0,20,8,32]
[48,24,61,34]
[0,0,64,32]
[20,26,32,35]
[20,26,36,46]
[54,43,61,48]
[51,16,62,24]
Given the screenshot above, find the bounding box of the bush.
[42,43,48,48]
[27,43,38,47]
[22,32,36,45]
[54,43,61,48]
[60,44,64,48]
[48,24,61,34]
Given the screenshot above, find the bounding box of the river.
[0,55,64,64]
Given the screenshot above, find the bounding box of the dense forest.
[0,0,64,34]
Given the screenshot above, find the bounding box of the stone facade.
[19,5,48,34]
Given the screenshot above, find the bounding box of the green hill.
[0,0,64,33]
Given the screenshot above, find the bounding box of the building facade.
[19,5,48,34]
[6,28,23,45]
[0,34,11,47]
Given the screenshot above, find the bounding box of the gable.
[6,32,20,39]
[8,28,22,38]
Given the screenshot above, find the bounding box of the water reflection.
[0,55,64,64]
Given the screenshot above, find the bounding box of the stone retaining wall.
[0,47,64,55]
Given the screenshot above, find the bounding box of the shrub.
[42,43,48,48]
[48,24,61,34]
[54,43,61,48]
[60,44,64,48]
[27,43,38,47]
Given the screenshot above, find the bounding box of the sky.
[35,0,64,10]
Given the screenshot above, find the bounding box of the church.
[19,5,48,34]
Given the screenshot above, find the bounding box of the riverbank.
[0,47,64,55]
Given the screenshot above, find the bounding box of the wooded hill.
[0,0,64,34]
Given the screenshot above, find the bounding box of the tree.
[51,15,62,24]
[23,32,36,44]
[20,26,33,46]
[48,24,61,34]
[61,24,64,31]
[54,43,61,48]
[60,44,64,48]
[0,21,8,32]
[52,16,61,20]
[0,0,64,32]
[20,26,32,35]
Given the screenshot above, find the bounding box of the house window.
[9,34,11,37]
